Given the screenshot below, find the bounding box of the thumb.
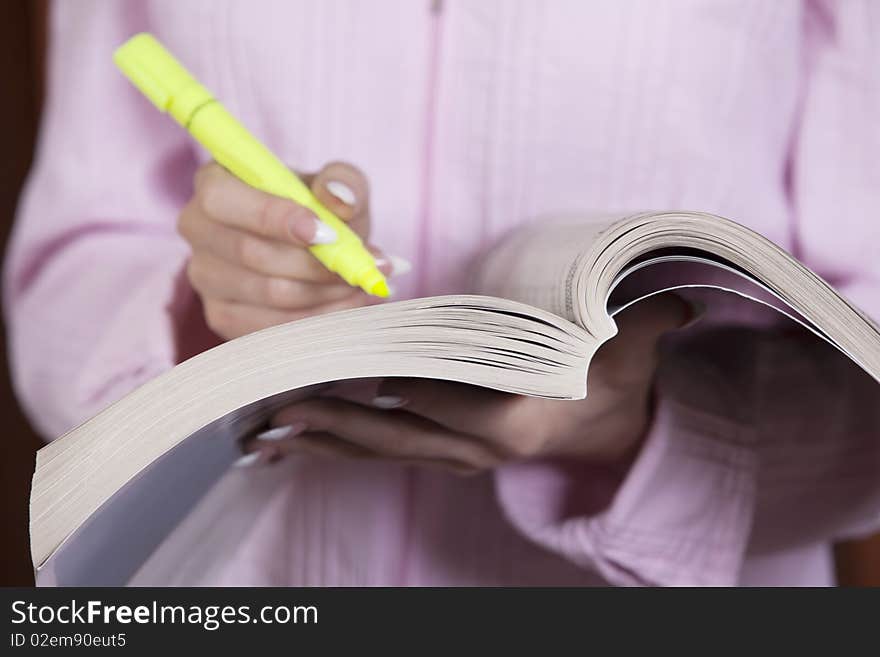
[618,292,697,338]
[595,293,697,386]
[309,161,371,239]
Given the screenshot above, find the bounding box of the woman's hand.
[241,294,695,471]
[179,161,396,340]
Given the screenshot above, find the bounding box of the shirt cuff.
[494,398,757,586]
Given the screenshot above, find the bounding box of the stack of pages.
[30,211,880,585]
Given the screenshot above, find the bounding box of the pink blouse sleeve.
[494,0,880,586]
[3,1,209,439]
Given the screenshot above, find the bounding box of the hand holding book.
[241,294,693,471]
[31,211,880,585]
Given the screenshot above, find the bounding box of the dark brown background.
[1,0,878,586]
[1,0,47,587]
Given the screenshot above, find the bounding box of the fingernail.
[311,219,337,244]
[288,209,337,245]
[389,255,412,276]
[371,252,412,277]
[373,253,413,278]
[326,180,356,206]
[372,395,407,409]
[232,451,263,468]
[256,422,307,441]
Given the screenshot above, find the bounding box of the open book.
[30,211,880,585]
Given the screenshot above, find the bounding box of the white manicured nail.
[372,395,407,409]
[326,180,356,206]
[388,255,412,277]
[256,422,307,441]
[311,219,337,244]
[373,253,412,279]
[232,452,262,468]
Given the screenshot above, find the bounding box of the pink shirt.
[6,0,880,585]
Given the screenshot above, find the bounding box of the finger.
[310,161,369,221]
[180,207,342,283]
[269,431,375,460]
[253,433,481,476]
[243,424,477,473]
[272,398,502,469]
[615,292,692,342]
[310,161,370,238]
[203,293,373,339]
[188,253,358,309]
[594,293,692,387]
[239,424,367,459]
[373,378,525,447]
[261,432,481,475]
[192,162,336,246]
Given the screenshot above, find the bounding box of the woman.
[6,0,880,585]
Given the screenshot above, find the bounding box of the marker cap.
[113,33,213,126]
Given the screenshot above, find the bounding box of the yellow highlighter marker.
[113,33,389,298]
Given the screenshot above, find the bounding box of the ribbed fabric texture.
[7,0,880,585]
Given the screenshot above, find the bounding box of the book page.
[31,296,595,580]
[470,214,626,325]
[34,385,323,586]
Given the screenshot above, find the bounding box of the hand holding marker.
[114,33,389,298]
